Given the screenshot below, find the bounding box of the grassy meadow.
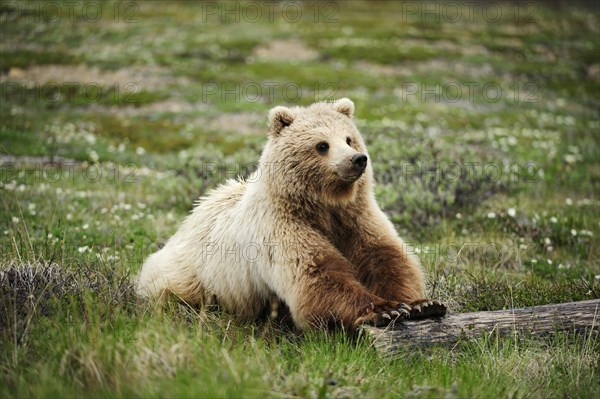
[1,1,599,397]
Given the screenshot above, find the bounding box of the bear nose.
[351,153,368,170]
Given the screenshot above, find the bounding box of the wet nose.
[351,153,368,170]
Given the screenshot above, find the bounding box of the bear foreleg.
[353,242,447,320]
[291,252,412,330]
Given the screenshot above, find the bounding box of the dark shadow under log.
[363,299,600,353]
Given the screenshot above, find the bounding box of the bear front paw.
[353,303,411,327]
[408,299,447,320]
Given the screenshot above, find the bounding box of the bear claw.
[355,300,446,328]
[398,303,411,311]
[396,305,410,318]
[408,299,447,320]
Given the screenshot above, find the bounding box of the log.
[363,299,600,353]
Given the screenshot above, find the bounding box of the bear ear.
[333,98,355,118]
[268,106,295,136]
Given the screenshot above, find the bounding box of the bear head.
[261,98,371,206]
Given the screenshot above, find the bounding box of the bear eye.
[316,141,329,154]
[346,137,352,146]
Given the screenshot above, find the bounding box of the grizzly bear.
[136,98,446,330]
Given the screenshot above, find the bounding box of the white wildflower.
[507,208,516,217]
[487,212,496,219]
[571,229,577,236]
[565,198,573,205]
[89,150,99,163]
[85,133,96,145]
[550,216,558,223]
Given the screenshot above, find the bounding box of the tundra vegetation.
[0,1,599,398]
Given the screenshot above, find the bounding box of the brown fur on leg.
[351,242,446,319]
[294,253,401,331]
[351,241,424,305]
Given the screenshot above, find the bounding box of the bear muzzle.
[337,153,368,182]
[351,153,368,171]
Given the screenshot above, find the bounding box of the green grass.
[1,1,599,398]
[0,50,80,73]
